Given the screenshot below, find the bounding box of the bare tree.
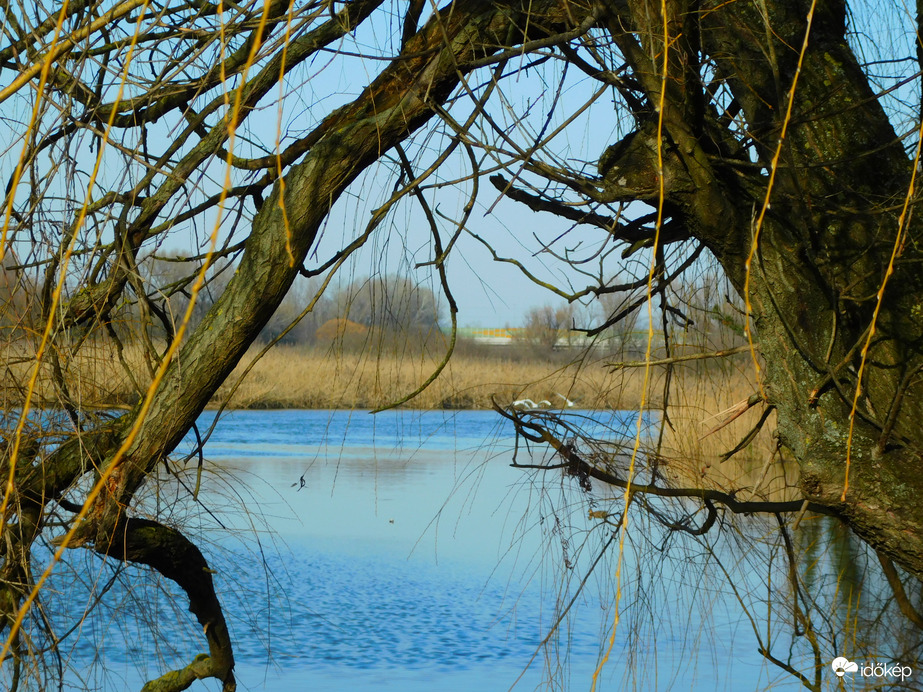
[1,0,922,689]
[521,302,575,351]
[144,251,235,338]
[335,275,441,333]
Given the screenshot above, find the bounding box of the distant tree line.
[4,250,735,358]
[142,253,442,347]
[517,271,746,358]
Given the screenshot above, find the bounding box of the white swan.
[510,399,538,410]
[556,393,576,408]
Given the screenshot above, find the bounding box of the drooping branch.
[876,550,923,630]
[493,403,840,519]
[91,518,235,691]
[92,0,600,535]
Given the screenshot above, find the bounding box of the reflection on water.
[45,409,919,691]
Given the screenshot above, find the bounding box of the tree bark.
[597,0,923,577]
[95,518,236,692]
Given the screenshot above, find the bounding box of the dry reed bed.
[2,338,792,500]
[656,367,798,503]
[1,339,151,411]
[2,340,645,411]
[213,345,647,411]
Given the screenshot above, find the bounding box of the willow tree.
[1,0,922,689]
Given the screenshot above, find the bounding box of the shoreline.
[3,342,756,414]
[4,345,642,412]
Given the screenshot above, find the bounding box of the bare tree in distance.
[520,302,576,352]
[143,251,236,338]
[335,275,442,333]
[0,0,922,689]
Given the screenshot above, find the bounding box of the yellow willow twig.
[742,0,818,402]
[591,3,670,688]
[1,0,73,257]
[213,0,274,241]
[0,240,219,664]
[4,0,275,664]
[841,115,923,500]
[0,0,175,663]
[0,0,150,107]
[0,0,74,533]
[276,0,298,267]
[2,0,166,539]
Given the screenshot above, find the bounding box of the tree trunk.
[598,0,923,577]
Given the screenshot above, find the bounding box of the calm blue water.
[42,409,813,691]
[189,408,648,457]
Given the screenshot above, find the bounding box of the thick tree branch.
[92,518,235,691]
[93,0,596,525]
[876,550,923,630]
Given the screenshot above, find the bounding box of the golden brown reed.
[212,344,647,411]
[2,338,644,411]
[655,363,799,503]
[3,336,786,498]
[1,338,151,411]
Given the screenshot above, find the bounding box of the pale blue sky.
[2,0,916,329]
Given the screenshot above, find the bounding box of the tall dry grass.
[2,338,647,411]
[655,363,799,503]
[213,343,648,410]
[1,338,151,411]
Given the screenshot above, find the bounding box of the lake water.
[46,409,867,691]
